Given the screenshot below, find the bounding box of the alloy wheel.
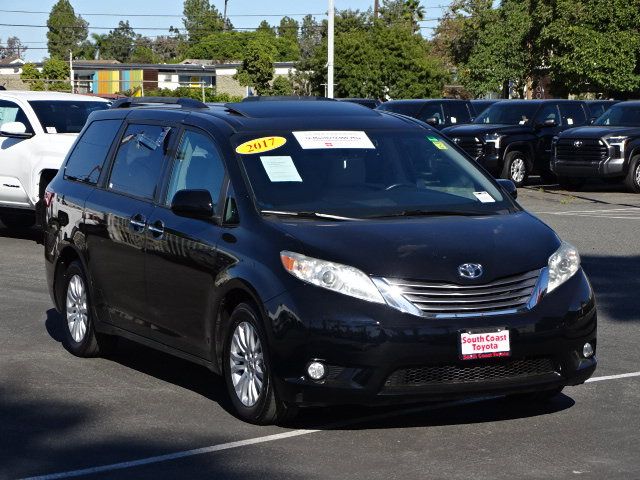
[229,321,265,407]
[635,163,640,187]
[66,274,88,343]
[510,157,526,184]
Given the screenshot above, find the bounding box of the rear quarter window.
[64,119,121,185]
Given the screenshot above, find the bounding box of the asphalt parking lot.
[1,180,639,480]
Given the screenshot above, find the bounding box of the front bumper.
[263,269,597,407]
[552,156,626,178]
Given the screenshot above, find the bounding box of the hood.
[559,125,640,139]
[268,212,560,284]
[442,123,531,137]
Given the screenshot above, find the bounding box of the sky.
[0,0,450,62]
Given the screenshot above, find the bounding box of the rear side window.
[378,102,422,117]
[559,103,588,127]
[64,119,121,185]
[445,102,472,124]
[108,124,173,200]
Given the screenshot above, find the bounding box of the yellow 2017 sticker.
[427,136,448,150]
[236,136,287,154]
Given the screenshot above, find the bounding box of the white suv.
[0,91,108,228]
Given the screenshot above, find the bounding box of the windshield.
[593,105,640,127]
[474,103,539,125]
[235,130,513,219]
[28,100,108,134]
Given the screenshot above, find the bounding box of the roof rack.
[241,95,335,102]
[110,97,208,109]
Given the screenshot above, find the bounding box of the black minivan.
[44,98,597,424]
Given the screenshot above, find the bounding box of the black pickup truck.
[442,100,591,186]
[551,101,640,193]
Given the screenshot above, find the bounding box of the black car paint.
[552,108,640,179]
[44,101,597,407]
[376,99,475,130]
[443,100,590,177]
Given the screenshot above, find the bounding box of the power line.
[0,9,327,18]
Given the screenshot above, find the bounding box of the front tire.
[223,302,297,425]
[624,155,640,193]
[501,151,529,187]
[61,261,117,357]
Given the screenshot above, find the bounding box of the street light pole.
[69,50,74,93]
[327,0,335,98]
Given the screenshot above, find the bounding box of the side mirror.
[0,121,32,139]
[537,118,557,128]
[425,117,440,127]
[170,189,215,220]
[496,179,518,199]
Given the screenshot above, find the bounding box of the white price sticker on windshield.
[260,156,303,182]
[473,191,496,203]
[293,131,375,150]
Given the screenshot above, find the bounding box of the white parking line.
[534,207,640,219]
[19,371,640,480]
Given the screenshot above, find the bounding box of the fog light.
[583,343,594,358]
[307,361,326,380]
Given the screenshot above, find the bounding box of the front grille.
[453,136,484,159]
[556,138,608,163]
[384,358,556,388]
[384,270,540,316]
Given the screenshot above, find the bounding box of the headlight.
[606,136,628,159]
[547,241,580,293]
[484,132,503,149]
[280,251,384,303]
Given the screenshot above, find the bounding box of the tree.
[0,37,28,59]
[21,59,70,92]
[540,0,640,97]
[234,41,276,95]
[20,63,46,91]
[256,20,275,36]
[182,0,226,43]
[271,76,294,95]
[100,21,137,62]
[379,0,425,32]
[47,0,88,59]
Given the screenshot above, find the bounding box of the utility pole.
[223,0,229,30]
[69,50,74,93]
[327,0,335,98]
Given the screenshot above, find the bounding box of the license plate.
[459,328,510,360]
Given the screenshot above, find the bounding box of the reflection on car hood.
[269,212,559,283]
[559,125,640,139]
[442,123,532,137]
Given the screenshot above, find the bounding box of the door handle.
[148,220,165,239]
[129,214,146,232]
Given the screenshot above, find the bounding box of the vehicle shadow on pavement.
[0,382,310,480]
[581,254,640,323]
[45,308,237,417]
[0,224,43,242]
[523,181,640,208]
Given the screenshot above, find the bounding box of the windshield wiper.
[367,209,495,219]
[261,210,358,221]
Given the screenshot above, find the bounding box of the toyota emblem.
[573,140,583,148]
[458,263,483,279]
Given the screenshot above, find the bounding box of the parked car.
[336,98,381,109]
[442,99,591,187]
[45,98,596,424]
[551,101,640,192]
[584,100,618,123]
[470,99,500,117]
[376,99,474,129]
[0,91,108,228]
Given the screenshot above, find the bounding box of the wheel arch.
[503,142,534,170]
[52,244,86,312]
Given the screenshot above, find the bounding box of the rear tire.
[0,212,36,229]
[624,156,640,193]
[61,261,117,357]
[223,302,297,425]
[501,151,529,187]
